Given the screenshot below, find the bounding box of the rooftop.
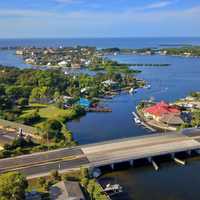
[144,101,181,117]
[50,181,86,200]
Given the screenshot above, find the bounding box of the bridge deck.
[82,132,200,167]
[0,129,200,177]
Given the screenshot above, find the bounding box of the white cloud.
[136,1,176,10]
[54,0,81,4]
[143,1,174,9]
[0,9,54,17]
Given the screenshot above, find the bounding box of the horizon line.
[0,36,200,40]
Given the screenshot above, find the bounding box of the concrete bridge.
[0,128,200,178]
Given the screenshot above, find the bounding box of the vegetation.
[0,172,28,200]
[26,168,108,200]
[161,46,200,57]
[79,167,108,200]
[191,110,200,127]
[190,91,200,99]
[0,64,142,157]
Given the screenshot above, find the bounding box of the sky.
[0,0,200,38]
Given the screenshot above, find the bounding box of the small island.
[15,46,171,69]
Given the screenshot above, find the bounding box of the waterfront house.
[58,61,68,67]
[25,191,41,200]
[77,98,91,108]
[50,181,86,200]
[143,101,183,126]
[71,63,81,68]
[102,80,117,86]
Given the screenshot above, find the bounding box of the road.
[0,129,200,178]
[0,130,17,145]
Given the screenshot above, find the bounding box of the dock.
[86,107,112,113]
[132,111,156,132]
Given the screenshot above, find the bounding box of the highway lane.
[3,157,89,178]
[0,147,84,171]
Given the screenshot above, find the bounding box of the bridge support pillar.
[173,157,186,166]
[148,157,159,171]
[187,150,192,156]
[171,153,175,159]
[111,164,115,170]
[129,160,134,166]
[148,157,152,162]
[195,149,200,154]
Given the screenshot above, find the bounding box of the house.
[58,61,68,67]
[77,98,91,108]
[102,80,118,87]
[159,114,184,126]
[25,58,35,64]
[25,191,41,200]
[143,101,183,126]
[71,63,81,68]
[102,80,119,89]
[49,181,86,200]
[16,50,24,55]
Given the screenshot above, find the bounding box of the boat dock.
[132,111,156,132]
[86,107,112,112]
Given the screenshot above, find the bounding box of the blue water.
[1,37,200,48]
[68,54,200,144]
[1,37,200,200]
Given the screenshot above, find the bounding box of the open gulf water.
[1,37,200,199]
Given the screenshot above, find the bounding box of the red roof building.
[144,101,180,117]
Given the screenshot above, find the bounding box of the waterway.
[68,55,200,200]
[1,38,200,200]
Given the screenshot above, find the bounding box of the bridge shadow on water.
[98,151,199,200]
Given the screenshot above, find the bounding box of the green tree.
[17,98,28,107]
[0,172,28,200]
[50,170,61,181]
[40,119,63,140]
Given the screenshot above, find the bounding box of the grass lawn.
[20,104,76,128]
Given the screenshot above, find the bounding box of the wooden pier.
[86,107,112,113]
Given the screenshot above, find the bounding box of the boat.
[144,84,151,89]
[103,184,123,194]
[132,112,141,124]
[129,88,138,94]
[129,88,134,94]
[134,117,141,124]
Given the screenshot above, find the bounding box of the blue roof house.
[77,98,91,108]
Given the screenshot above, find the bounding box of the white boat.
[132,112,141,124]
[134,117,141,124]
[144,84,151,89]
[129,88,134,94]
